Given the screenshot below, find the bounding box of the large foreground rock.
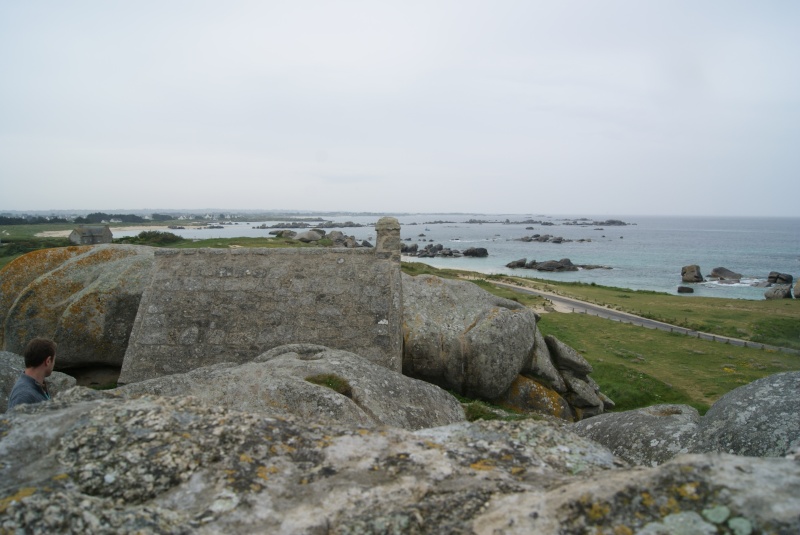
[0,245,155,369]
[117,344,464,430]
[402,274,537,399]
[571,372,800,466]
[1,392,798,534]
[571,404,701,466]
[0,351,76,413]
[695,371,800,457]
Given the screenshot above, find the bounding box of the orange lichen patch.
[0,247,90,342]
[500,375,574,421]
[469,459,496,471]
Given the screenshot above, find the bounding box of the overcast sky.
[1,1,798,216]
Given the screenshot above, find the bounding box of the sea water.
[115,214,800,300]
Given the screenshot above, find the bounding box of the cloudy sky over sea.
[1,1,798,216]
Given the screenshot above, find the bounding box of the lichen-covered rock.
[0,246,92,346]
[118,344,465,430]
[695,371,800,457]
[571,404,701,466]
[1,245,155,369]
[1,392,798,534]
[0,350,76,413]
[492,375,575,421]
[402,274,537,399]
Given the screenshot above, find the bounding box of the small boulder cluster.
[270,228,373,248]
[506,257,610,272]
[680,265,796,299]
[401,243,488,258]
[402,273,612,421]
[515,234,592,244]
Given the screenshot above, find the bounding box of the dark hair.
[23,338,57,368]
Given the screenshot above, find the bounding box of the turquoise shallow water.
[116,214,800,300]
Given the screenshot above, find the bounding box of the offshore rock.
[402,274,536,399]
[0,350,76,413]
[695,371,800,457]
[0,244,155,369]
[571,404,701,466]
[767,271,793,285]
[709,267,742,281]
[1,392,798,534]
[681,264,704,282]
[117,344,464,431]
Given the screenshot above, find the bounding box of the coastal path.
[490,281,800,356]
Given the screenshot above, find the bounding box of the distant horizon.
[2,207,799,220]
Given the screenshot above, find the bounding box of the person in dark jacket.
[7,338,57,410]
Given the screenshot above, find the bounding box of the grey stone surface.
[545,335,593,374]
[0,351,76,413]
[1,244,155,369]
[681,264,704,282]
[709,267,742,280]
[1,392,798,534]
[401,273,537,399]
[764,284,793,299]
[521,327,566,393]
[695,371,800,457]
[572,404,701,466]
[118,344,465,430]
[767,271,793,285]
[121,218,402,383]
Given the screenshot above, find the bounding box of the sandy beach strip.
[35,225,173,238]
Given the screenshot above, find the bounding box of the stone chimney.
[375,217,401,262]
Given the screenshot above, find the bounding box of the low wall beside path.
[119,217,402,384]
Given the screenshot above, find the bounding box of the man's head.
[23,338,57,373]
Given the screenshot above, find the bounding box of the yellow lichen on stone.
[239,453,253,463]
[469,459,496,471]
[587,501,611,521]
[641,492,654,507]
[675,481,700,500]
[0,487,37,513]
[659,496,681,516]
[614,526,634,535]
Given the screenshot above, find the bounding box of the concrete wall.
[119,217,402,384]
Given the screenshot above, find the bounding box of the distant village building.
[69,225,113,245]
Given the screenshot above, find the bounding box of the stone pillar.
[375,217,401,262]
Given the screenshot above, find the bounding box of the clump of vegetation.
[115,231,185,246]
[305,373,353,397]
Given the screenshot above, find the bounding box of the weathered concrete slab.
[119,219,402,383]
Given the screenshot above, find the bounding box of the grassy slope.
[403,264,800,414]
